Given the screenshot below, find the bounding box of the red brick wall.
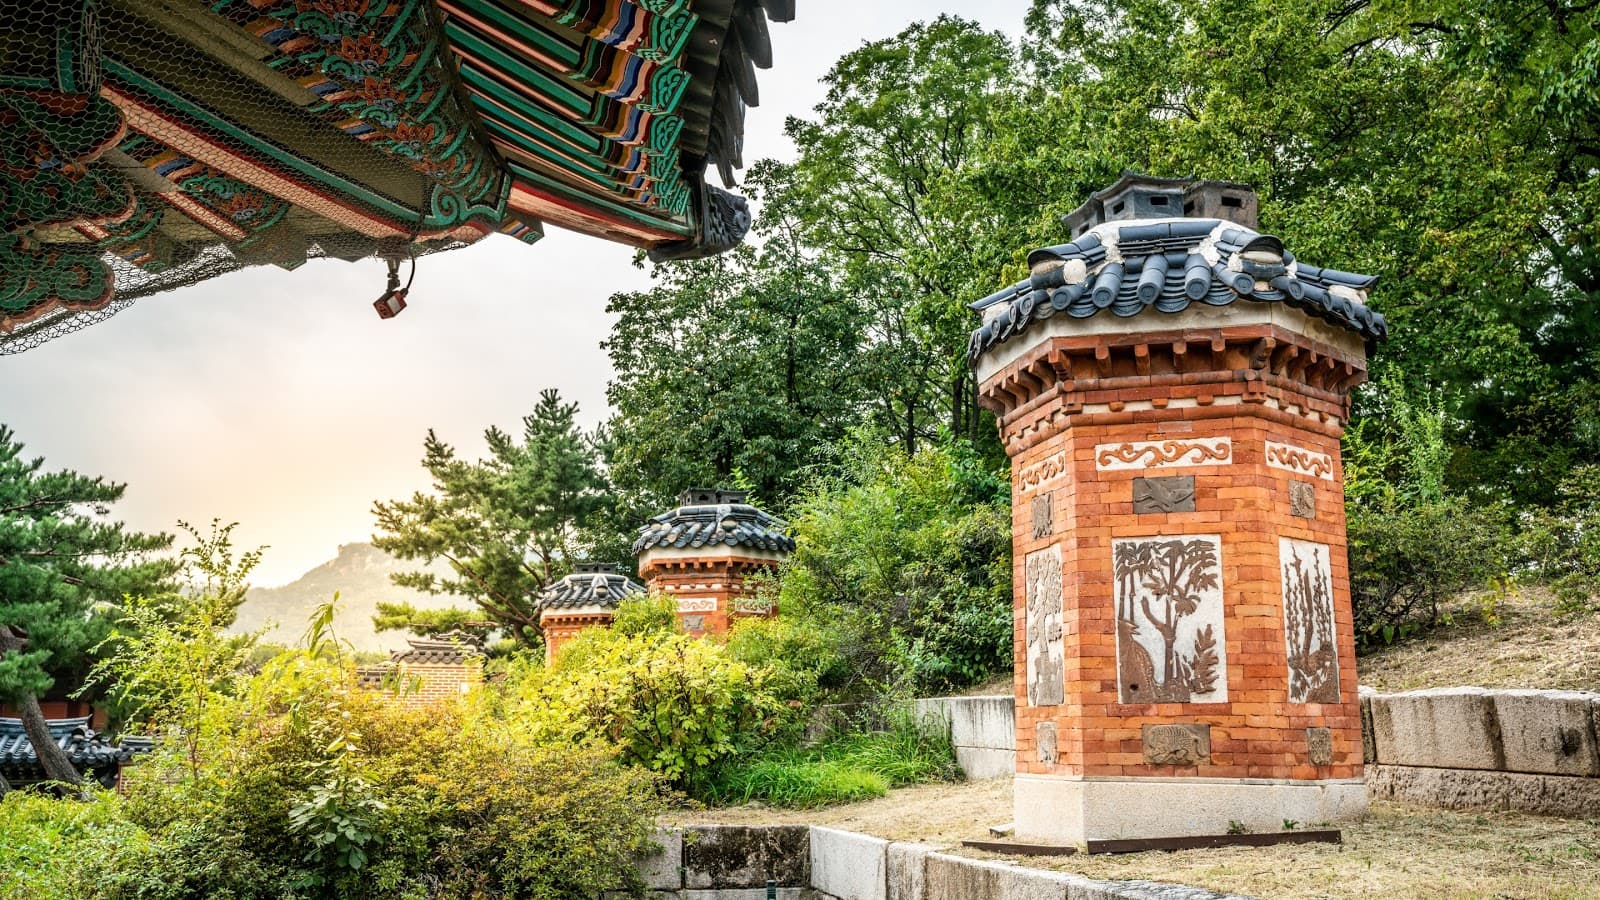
[542,611,614,661]
[986,324,1365,784]
[640,556,778,637]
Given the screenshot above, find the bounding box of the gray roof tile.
[968,216,1386,364]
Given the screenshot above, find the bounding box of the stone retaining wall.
[905,687,1600,818]
[636,825,1245,899]
[912,695,1016,779]
[1362,686,1600,816]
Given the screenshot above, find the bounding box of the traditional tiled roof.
[968,179,1386,364]
[632,489,795,555]
[390,633,487,665]
[0,716,145,780]
[537,563,645,613]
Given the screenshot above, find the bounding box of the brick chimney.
[536,563,643,662]
[969,175,1386,844]
[633,489,794,636]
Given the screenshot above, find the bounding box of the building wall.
[362,660,484,709]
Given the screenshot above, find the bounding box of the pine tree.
[0,425,174,788]
[372,391,606,646]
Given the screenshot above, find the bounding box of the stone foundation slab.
[1013,775,1368,844]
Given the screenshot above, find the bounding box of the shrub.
[777,436,1012,694]
[509,628,795,789]
[1516,466,1600,614]
[700,707,959,808]
[0,791,147,900]
[1348,497,1510,646]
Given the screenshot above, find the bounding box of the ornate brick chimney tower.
[536,563,643,662]
[969,175,1386,844]
[633,489,795,636]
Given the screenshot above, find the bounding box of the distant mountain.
[233,542,464,654]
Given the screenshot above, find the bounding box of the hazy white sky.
[0,1,1032,586]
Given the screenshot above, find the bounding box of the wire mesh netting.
[0,0,526,353]
[0,0,792,353]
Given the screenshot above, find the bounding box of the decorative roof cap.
[633,490,795,556]
[969,178,1385,363]
[536,568,645,613]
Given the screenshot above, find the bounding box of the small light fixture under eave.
[374,254,413,319]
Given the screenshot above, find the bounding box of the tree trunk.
[0,769,11,795]
[0,626,84,787]
[16,689,83,788]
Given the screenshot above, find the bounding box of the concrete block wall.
[1364,686,1600,816]
[913,695,1016,779]
[637,825,1245,899]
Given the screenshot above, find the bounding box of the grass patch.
[702,710,961,808]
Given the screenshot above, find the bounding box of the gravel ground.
[669,778,1600,899]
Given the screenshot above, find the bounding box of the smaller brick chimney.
[536,563,644,661]
[633,489,794,636]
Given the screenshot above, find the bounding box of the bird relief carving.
[1113,535,1228,703]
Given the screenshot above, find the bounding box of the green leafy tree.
[0,425,175,787]
[779,16,1020,455]
[604,204,867,507]
[777,434,1013,695]
[83,520,263,780]
[1008,0,1600,504]
[372,390,605,646]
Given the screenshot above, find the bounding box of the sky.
[0,0,1033,587]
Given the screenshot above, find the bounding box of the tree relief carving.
[1281,538,1340,703]
[1096,438,1231,472]
[1113,535,1228,703]
[1025,544,1065,707]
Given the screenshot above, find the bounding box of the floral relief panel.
[1113,535,1228,704]
[1025,544,1065,707]
[1280,537,1340,703]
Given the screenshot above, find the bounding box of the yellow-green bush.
[506,625,796,788]
[12,648,668,900]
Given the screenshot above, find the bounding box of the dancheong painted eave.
[0,0,794,351]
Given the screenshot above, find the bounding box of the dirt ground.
[669,778,1600,899]
[1358,589,1600,693]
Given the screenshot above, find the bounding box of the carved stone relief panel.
[1143,723,1211,766]
[1133,476,1196,514]
[1288,481,1316,519]
[1025,544,1065,707]
[1307,727,1334,766]
[1266,441,1334,481]
[1031,493,1054,539]
[676,596,718,613]
[1280,538,1340,704]
[1018,451,1069,494]
[1095,437,1231,472]
[681,614,705,632]
[1036,721,1058,765]
[1113,534,1228,704]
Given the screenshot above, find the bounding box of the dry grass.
[1358,588,1600,693]
[673,780,1600,899]
[1010,801,1600,899]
